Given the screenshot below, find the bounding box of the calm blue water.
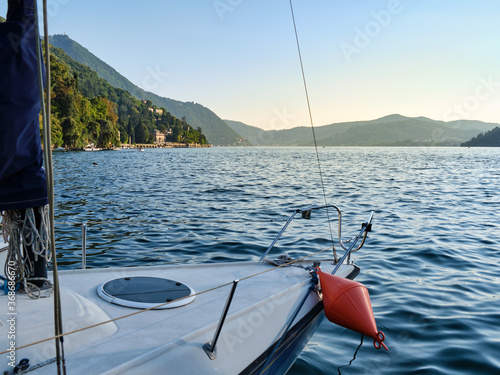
[53,147,500,375]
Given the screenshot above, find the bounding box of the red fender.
[318,268,388,350]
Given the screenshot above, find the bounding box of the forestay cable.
[288,0,337,262]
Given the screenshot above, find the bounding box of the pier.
[122,143,211,149]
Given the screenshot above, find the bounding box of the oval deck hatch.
[97,276,195,309]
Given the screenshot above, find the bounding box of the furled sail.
[0,0,48,211]
[1,0,50,294]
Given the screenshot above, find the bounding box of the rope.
[337,334,364,374]
[1,208,53,299]
[2,211,26,284]
[0,245,333,356]
[21,207,51,262]
[288,0,337,262]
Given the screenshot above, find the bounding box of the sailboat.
[0,1,386,374]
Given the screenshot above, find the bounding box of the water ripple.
[53,147,500,374]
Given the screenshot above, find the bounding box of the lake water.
[52,147,500,374]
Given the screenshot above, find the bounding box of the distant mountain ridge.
[48,34,498,147]
[226,115,499,146]
[49,34,248,146]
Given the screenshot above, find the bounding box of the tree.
[50,116,64,147]
[88,120,100,143]
[172,126,181,143]
[135,121,150,143]
[127,117,136,143]
[61,117,81,148]
[97,120,119,148]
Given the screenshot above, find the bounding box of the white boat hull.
[0,259,358,374]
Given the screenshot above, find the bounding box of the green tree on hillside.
[98,120,117,148]
[61,117,81,148]
[135,121,150,143]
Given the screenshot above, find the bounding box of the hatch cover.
[97,276,195,309]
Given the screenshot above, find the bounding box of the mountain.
[49,34,249,146]
[224,120,270,145]
[226,114,499,146]
[46,34,499,147]
[461,127,500,147]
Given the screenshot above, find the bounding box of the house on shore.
[150,129,174,145]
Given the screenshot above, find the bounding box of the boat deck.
[1,258,356,374]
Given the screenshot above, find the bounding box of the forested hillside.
[49,34,248,146]
[461,127,500,147]
[48,46,207,149]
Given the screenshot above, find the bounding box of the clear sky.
[2,0,500,130]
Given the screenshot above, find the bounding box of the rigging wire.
[0,208,373,357]
[34,0,67,373]
[288,0,337,262]
[54,219,287,226]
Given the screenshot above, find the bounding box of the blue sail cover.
[0,0,48,211]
